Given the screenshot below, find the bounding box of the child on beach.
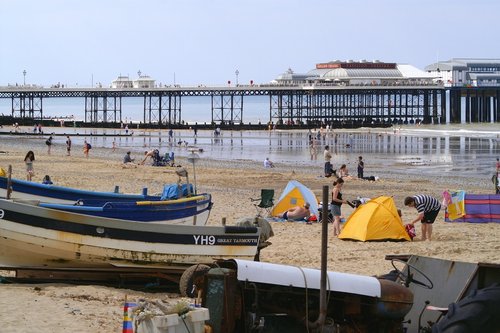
[83,140,91,158]
[338,164,353,180]
[42,175,53,185]
[24,151,35,181]
[123,151,135,164]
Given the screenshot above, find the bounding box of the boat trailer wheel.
[179,264,211,298]
[391,258,434,289]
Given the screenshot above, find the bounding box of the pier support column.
[495,90,500,122]
[11,94,43,120]
[144,94,181,126]
[85,96,121,124]
[211,94,243,125]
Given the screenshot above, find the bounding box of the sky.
[1,0,499,88]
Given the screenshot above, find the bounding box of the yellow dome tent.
[338,196,410,241]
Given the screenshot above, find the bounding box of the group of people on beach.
[280,175,442,241]
[323,145,367,180]
[122,149,176,167]
[16,124,497,244]
[273,137,448,241]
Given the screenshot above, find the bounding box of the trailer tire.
[179,264,211,298]
[432,284,500,333]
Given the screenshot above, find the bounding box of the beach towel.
[443,190,466,221]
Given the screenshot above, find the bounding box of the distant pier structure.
[1,59,499,126]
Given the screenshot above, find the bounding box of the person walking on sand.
[24,150,35,181]
[331,178,348,237]
[66,136,72,156]
[404,195,441,241]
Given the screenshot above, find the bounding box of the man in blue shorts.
[404,195,441,241]
[282,202,311,221]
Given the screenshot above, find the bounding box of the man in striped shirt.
[404,195,441,241]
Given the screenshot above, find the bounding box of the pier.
[0,85,499,127]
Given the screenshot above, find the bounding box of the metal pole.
[192,161,197,195]
[188,152,199,195]
[309,185,329,329]
[6,165,13,199]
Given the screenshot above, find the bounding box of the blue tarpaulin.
[160,184,194,200]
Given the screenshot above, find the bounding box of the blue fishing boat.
[0,176,159,204]
[0,176,212,225]
[39,194,213,226]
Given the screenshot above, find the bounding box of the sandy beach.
[0,127,499,332]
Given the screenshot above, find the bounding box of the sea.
[1,97,499,183]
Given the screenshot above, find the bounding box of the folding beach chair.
[251,189,275,217]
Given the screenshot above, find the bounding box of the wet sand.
[0,125,499,332]
[2,123,499,181]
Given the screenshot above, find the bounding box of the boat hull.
[0,199,260,269]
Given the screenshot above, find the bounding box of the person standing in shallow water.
[83,140,90,158]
